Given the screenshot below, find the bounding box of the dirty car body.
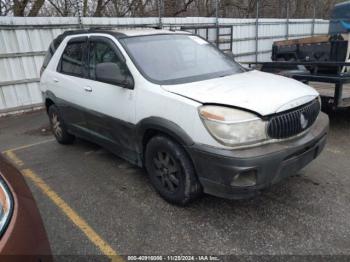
[40,28,329,204]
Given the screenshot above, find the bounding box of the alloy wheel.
[51,113,63,138]
[153,151,180,193]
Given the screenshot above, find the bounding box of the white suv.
[40,28,329,205]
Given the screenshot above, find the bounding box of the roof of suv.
[50,27,190,53]
[57,27,189,41]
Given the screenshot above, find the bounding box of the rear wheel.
[145,135,202,205]
[48,105,75,144]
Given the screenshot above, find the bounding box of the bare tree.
[173,0,195,16]
[3,0,346,18]
[83,0,88,16]
[94,0,104,16]
[0,0,13,15]
[43,0,78,16]
[163,0,176,16]
[12,0,52,16]
[28,0,46,16]
[13,0,29,16]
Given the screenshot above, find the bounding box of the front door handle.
[84,86,92,92]
[53,78,59,83]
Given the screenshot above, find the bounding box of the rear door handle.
[84,86,92,92]
[53,78,59,83]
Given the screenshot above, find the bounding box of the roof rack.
[53,25,183,46]
[55,28,121,42]
[56,25,165,38]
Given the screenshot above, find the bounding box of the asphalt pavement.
[0,109,349,261]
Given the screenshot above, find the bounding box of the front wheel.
[48,105,75,144]
[145,135,202,205]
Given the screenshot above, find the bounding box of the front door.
[82,36,136,159]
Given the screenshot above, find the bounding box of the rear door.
[52,36,90,131]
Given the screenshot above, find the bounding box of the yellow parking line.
[22,169,123,262]
[3,150,24,167]
[3,148,123,262]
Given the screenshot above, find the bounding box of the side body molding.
[42,95,194,168]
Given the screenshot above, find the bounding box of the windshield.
[121,34,243,85]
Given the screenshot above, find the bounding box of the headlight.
[199,105,268,147]
[0,177,13,236]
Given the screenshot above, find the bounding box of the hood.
[162,70,319,116]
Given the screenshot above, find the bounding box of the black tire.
[48,105,75,144]
[145,135,202,205]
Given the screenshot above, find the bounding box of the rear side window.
[58,39,87,78]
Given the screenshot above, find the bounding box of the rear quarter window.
[41,38,61,72]
[42,45,54,68]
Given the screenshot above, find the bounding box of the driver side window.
[89,40,128,81]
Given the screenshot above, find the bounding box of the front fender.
[135,117,194,154]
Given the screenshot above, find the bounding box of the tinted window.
[89,41,126,80]
[59,40,87,77]
[121,34,242,85]
[42,37,62,71]
[42,43,55,69]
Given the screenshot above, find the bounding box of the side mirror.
[95,62,134,89]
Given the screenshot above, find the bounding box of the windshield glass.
[121,34,242,85]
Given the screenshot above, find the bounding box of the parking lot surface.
[0,109,350,259]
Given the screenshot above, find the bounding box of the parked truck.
[178,2,350,110]
[259,1,350,110]
[271,1,350,74]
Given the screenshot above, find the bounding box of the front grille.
[267,99,320,139]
